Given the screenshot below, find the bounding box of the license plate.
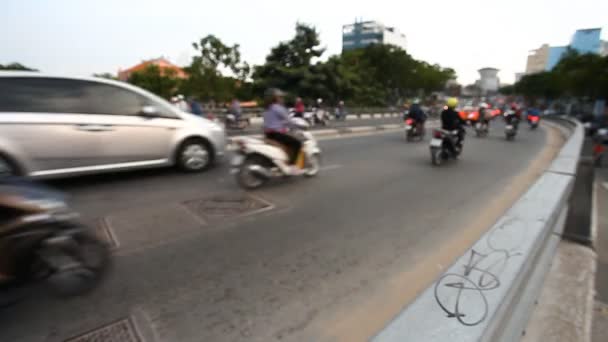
[430,138,442,147]
[231,155,245,166]
[506,125,513,130]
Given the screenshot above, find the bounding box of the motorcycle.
[474,121,489,137]
[231,118,321,189]
[404,118,424,142]
[430,129,463,166]
[0,178,110,297]
[224,113,250,130]
[504,111,519,141]
[528,116,540,130]
[593,128,608,167]
[313,108,330,126]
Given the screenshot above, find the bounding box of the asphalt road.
[0,122,557,342]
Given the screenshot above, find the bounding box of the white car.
[0,72,226,178]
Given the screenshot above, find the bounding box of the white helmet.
[480,102,489,109]
[317,98,323,104]
[177,94,185,100]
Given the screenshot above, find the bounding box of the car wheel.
[177,139,213,172]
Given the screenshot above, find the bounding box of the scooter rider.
[263,88,303,174]
[478,103,491,128]
[441,97,466,154]
[407,99,427,135]
[505,103,521,127]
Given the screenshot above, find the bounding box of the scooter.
[430,129,463,166]
[474,121,489,137]
[224,113,250,130]
[593,128,608,167]
[504,111,519,141]
[404,118,424,142]
[0,178,110,297]
[529,116,540,130]
[313,108,330,126]
[231,118,321,189]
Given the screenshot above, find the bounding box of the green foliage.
[180,35,250,102]
[0,63,37,71]
[252,23,326,101]
[127,64,179,99]
[514,50,608,100]
[129,24,456,105]
[252,24,456,106]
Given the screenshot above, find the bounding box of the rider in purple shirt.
[262,88,302,166]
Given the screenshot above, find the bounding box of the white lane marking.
[320,164,343,171]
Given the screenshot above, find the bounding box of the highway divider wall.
[373,116,584,342]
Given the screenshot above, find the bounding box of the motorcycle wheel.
[431,148,443,166]
[304,154,321,177]
[406,131,414,142]
[506,134,515,141]
[44,233,110,297]
[236,155,269,189]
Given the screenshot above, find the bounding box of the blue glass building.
[546,46,568,70]
[545,28,603,70]
[570,28,602,54]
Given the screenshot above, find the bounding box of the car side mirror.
[140,105,158,117]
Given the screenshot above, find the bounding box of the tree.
[127,64,179,99]
[180,35,250,102]
[252,23,325,101]
[0,63,37,71]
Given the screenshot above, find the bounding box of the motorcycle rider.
[294,97,305,118]
[407,99,427,136]
[263,88,303,174]
[314,98,325,125]
[441,97,466,154]
[505,103,521,127]
[478,103,491,128]
[526,105,541,123]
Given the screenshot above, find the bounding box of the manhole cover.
[65,318,141,342]
[183,193,273,221]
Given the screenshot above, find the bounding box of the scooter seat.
[263,139,292,156]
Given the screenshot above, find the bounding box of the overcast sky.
[2,0,606,84]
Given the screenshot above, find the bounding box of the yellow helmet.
[446,97,459,108]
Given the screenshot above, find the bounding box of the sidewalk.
[593,168,608,342]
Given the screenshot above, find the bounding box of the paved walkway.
[593,167,608,342]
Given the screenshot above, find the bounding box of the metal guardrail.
[373,116,584,342]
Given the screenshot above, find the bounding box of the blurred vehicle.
[430,129,462,166]
[459,106,479,126]
[231,117,321,189]
[474,121,489,137]
[404,118,425,142]
[593,128,608,167]
[504,110,519,141]
[0,72,226,179]
[0,177,109,297]
[224,113,250,130]
[528,115,540,130]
